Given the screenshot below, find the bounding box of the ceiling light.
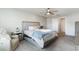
[47,12,50,15]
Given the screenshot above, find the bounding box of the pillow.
[28,26,39,30]
[0,28,7,34]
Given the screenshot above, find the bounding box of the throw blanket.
[32,31,51,40]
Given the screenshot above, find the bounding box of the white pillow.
[0,28,7,34]
[28,26,39,30]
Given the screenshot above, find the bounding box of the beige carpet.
[16,36,77,51]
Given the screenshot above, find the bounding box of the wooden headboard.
[22,21,40,31]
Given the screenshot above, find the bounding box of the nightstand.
[11,32,22,41]
[11,35,19,50]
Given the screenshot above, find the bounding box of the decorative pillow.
[28,26,39,30]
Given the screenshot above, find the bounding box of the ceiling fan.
[40,8,58,17]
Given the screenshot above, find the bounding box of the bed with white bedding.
[24,29,57,48]
[22,21,58,48]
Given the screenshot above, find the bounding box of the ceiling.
[17,8,79,17]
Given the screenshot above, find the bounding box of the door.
[75,22,79,45]
[58,17,65,36]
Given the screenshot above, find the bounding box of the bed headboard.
[22,21,40,31]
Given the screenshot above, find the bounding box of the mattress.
[24,30,34,37]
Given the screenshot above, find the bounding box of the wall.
[1,8,78,36]
[46,16,75,36]
[47,17,53,29]
[0,8,46,33]
[47,13,79,36]
[47,17,59,32]
[65,13,79,36]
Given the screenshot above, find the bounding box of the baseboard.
[65,35,75,38]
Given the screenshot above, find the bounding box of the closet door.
[75,22,79,45]
[75,22,79,51]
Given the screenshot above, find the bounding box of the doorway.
[58,17,65,37]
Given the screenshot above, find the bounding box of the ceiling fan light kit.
[47,12,50,15]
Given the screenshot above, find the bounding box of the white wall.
[65,13,79,36]
[47,13,79,36]
[47,16,75,36]
[1,8,78,36]
[47,17,53,29]
[47,17,59,32]
[0,9,46,33]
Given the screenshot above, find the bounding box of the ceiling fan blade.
[49,12,55,15]
[40,8,58,17]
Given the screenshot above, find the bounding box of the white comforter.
[24,29,57,38]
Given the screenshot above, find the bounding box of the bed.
[22,21,58,48]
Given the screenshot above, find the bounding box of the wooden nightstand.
[11,35,19,50]
[11,32,22,41]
